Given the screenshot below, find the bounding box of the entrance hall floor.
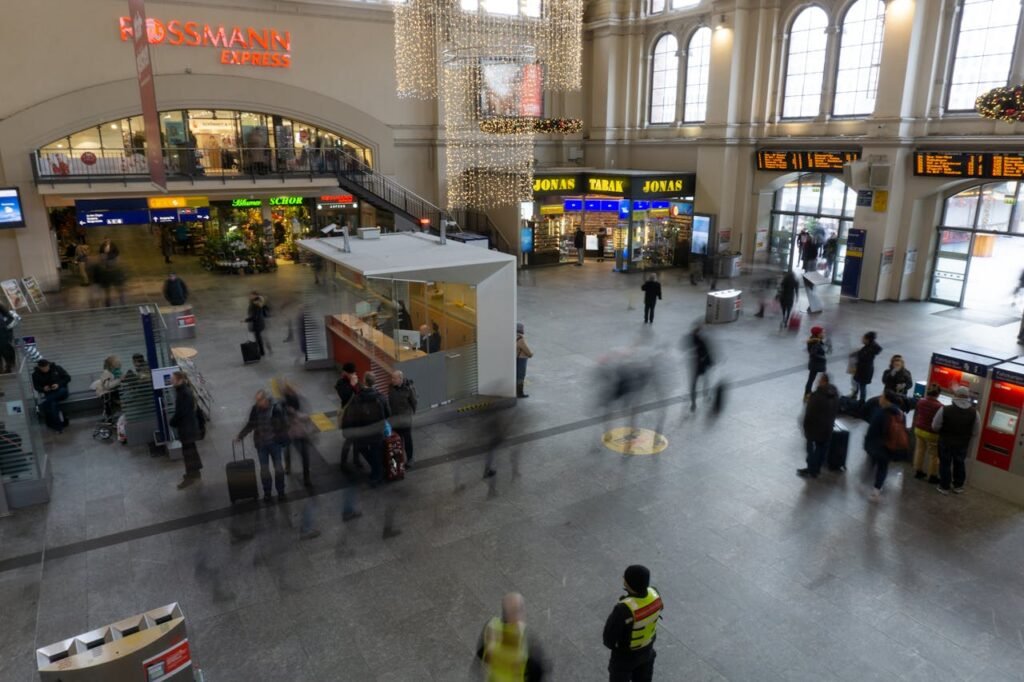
[3,259,1024,681]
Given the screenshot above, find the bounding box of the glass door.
[832,220,852,284]
[769,214,795,269]
[930,229,972,305]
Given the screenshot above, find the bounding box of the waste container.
[706,289,742,324]
[717,253,741,279]
[159,304,196,341]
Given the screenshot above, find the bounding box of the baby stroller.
[93,390,121,441]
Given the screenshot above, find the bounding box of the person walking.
[235,389,289,503]
[74,243,91,285]
[31,359,71,432]
[516,322,533,399]
[912,383,943,483]
[687,324,714,412]
[778,270,799,329]
[881,354,913,396]
[169,371,203,489]
[388,370,418,468]
[99,238,119,262]
[335,362,360,470]
[932,386,980,495]
[864,390,908,501]
[797,373,839,478]
[804,326,830,399]
[603,565,664,682]
[160,227,175,264]
[823,233,838,279]
[573,226,586,266]
[244,291,270,357]
[341,374,390,486]
[801,234,819,273]
[282,382,314,488]
[850,331,882,403]
[640,274,662,324]
[0,304,17,374]
[162,273,189,306]
[476,593,549,681]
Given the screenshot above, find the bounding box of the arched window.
[832,0,886,116]
[683,27,712,123]
[649,34,680,124]
[782,6,829,119]
[946,0,1023,111]
[770,173,857,281]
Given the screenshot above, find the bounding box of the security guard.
[477,593,548,681]
[603,565,663,682]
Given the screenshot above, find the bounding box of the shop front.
[523,171,696,271]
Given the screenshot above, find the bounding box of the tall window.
[782,7,829,118]
[671,0,700,8]
[833,0,886,116]
[683,27,712,122]
[651,0,665,13]
[946,0,1023,111]
[649,34,679,124]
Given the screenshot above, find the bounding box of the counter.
[328,314,427,363]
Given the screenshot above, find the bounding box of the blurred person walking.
[244,290,271,357]
[388,370,418,468]
[169,371,203,489]
[476,593,549,681]
[849,331,882,403]
[912,383,943,484]
[235,389,289,503]
[0,304,16,374]
[797,373,839,478]
[881,354,913,396]
[864,390,908,502]
[162,273,189,306]
[282,382,314,488]
[641,274,662,324]
[687,324,714,412]
[778,270,799,329]
[335,362,360,470]
[804,325,830,399]
[604,565,663,682]
[516,322,533,398]
[574,226,586,266]
[99,237,119,262]
[933,386,980,495]
[341,374,390,486]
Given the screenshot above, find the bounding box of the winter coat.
[91,369,122,397]
[573,229,585,249]
[238,401,288,448]
[691,331,713,374]
[881,367,913,395]
[807,338,828,372]
[853,341,883,384]
[778,273,799,307]
[387,380,418,429]
[641,280,663,304]
[516,334,533,359]
[246,297,267,333]
[864,403,902,459]
[163,278,189,306]
[32,364,71,394]
[170,384,201,445]
[912,396,943,434]
[341,387,390,440]
[803,383,839,442]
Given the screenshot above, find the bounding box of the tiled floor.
[3,254,1024,681]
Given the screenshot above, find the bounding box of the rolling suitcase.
[827,423,849,472]
[241,340,260,364]
[787,311,803,331]
[227,441,259,503]
[384,433,407,481]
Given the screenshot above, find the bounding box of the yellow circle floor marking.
[602,428,669,455]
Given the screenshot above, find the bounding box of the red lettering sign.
[118,16,292,68]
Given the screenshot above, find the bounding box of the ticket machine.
[927,350,998,403]
[972,362,1024,505]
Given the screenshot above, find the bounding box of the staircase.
[335,149,449,232]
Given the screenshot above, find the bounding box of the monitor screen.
[987,404,1019,435]
[479,61,543,118]
[691,215,711,255]
[0,187,26,228]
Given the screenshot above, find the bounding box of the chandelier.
[394,0,583,210]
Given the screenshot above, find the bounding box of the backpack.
[342,392,382,435]
[884,410,909,453]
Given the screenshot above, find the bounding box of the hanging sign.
[840,228,867,299]
[756,149,861,173]
[127,0,166,189]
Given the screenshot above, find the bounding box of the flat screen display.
[479,62,543,118]
[914,151,1024,179]
[0,187,26,228]
[691,215,711,255]
[987,405,1019,435]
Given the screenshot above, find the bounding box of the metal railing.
[450,207,515,253]
[334,148,451,229]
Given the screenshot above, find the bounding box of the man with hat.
[932,386,980,495]
[603,565,663,682]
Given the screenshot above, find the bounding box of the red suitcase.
[384,433,406,481]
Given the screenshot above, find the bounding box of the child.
[804,326,830,399]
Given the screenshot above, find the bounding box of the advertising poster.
[0,188,25,228]
[841,228,867,298]
[520,226,534,253]
[1,280,29,311]
[480,62,543,118]
[128,0,166,188]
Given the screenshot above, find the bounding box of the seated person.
[31,359,71,432]
[418,322,442,354]
[90,355,123,415]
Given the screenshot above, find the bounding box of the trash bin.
[717,253,741,279]
[159,304,196,341]
[706,289,742,324]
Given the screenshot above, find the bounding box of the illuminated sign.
[913,151,1024,179]
[533,176,578,193]
[756,149,861,173]
[232,198,261,207]
[118,17,292,68]
[319,195,354,204]
[269,196,304,206]
[640,179,683,194]
[563,200,583,212]
[539,205,564,215]
[148,196,209,209]
[588,177,627,194]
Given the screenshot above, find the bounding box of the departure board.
[913,151,1024,179]
[755,149,861,173]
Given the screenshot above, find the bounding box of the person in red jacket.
[912,384,943,484]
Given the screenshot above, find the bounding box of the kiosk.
[973,362,1024,505]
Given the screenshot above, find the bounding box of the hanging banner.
[128,0,167,189]
[841,228,867,298]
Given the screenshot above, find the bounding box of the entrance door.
[962,233,1024,311]
[769,214,795,269]
[930,229,972,305]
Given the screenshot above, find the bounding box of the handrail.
[451,207,515,254]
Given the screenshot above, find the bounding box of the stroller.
[93,390,121,441]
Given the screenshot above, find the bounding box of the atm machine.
[973,362,1024,505]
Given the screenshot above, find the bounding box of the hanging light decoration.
[394,0,583,209]
[976,84,1024,123]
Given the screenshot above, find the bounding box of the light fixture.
[714,13,726,30]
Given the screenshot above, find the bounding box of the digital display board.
[0,187,26,228]
[755,150,861,173]
[913,151,1024,179]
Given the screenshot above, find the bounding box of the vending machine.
[927,350,997,402]
[972,362,1024,505]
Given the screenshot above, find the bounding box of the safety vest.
[483,618,528,682]
[621,587,663,650]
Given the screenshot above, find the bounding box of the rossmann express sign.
[119,16,292,68]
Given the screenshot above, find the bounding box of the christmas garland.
[975,85,1024,123]
[479,117,584,134]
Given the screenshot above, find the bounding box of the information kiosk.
[973,362,1024,505]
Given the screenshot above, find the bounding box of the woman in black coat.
[850,331,882,404]
[804,326,829,398]
[881,354,913,396]
[169,371,203,489]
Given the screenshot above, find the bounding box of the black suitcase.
[827,423,849,472]
[227,441,259,503]
[241,341,260,364]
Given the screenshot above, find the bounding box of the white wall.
[475,262,517,398]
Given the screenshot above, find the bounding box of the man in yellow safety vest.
[476,593,548,681]
[603,565,663,682]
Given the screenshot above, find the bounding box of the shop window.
[832,0,885,117]
[649,34,679,125]
[683,27,711,123]
[69,127,102,151]
[946,0,1022,112]
[782,6,829,119]
[99,120,127,152]
[975,181,1018,231]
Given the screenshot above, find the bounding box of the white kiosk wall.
[476,263,517,398]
